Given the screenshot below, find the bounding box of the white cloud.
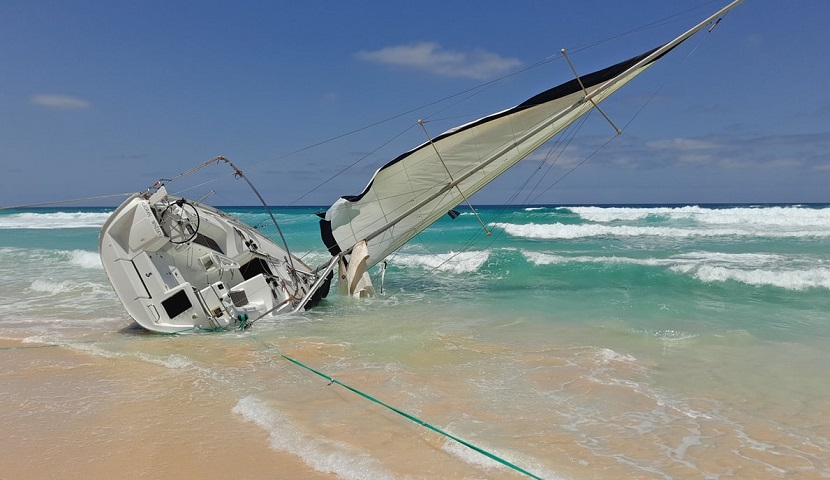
[645,138,719,151]
[30,94,91,110]
[356,42,521,80]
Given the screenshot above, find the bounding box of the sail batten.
[321,0,744,267]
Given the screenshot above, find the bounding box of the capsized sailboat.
[100,0,743,333]
[98,161,335,334]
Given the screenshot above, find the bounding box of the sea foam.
[232,395,395,480]
[520,250,830,290]
[0,211,111,229]
[442,437,562,480]
[492,222,830,239]
[67,250,103,269]
[29,279,74,295]
[391,250,490,274]
[681,265,830,290]
[568,205,830,229]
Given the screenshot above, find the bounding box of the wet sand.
[0,339,332,479]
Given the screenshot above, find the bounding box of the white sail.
[321,1,743,267]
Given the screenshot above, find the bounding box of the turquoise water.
[1,204,829,478]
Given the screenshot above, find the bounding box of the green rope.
[278,351,544,480]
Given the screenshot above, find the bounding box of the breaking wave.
[0,211,111,229]
[66,250,102,269]
[391,250,490,274]
[521,250,830,290]
[491,222,830,239]
[568,205,830,228]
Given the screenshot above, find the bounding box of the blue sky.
[2,0,829,207]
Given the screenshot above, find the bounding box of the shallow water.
[1,204,829,479]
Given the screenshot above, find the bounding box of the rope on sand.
[277,350,544,480]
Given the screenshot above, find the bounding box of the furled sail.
[320,0,743,268]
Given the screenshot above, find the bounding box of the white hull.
[99,187,329,333]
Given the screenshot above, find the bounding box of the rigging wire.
[293,80,505,208]
[3,3,721,215]
[168,2,716,208]
[520,116,591,205]
[524,13,722,206]
[382,112,591,284]
[369,101,614,283]
[5,5,732,298]
[381,13,731,282]
[288,123,419,206]
[306,11,734,274]
[378,117,613,285]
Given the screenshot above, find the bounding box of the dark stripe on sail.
[319,219,342,256]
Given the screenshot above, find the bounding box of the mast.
[322,0,745,265]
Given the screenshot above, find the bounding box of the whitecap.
[0,211,111,229]
[67,250,103,269]
[492,222,696,240]
[491,222,830,240]
[518,249,830,290]
[680,265,830,290]
[568,205,830,232]
[29,279,73,295]
[391,250,490,274]
[569,206,657,222]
